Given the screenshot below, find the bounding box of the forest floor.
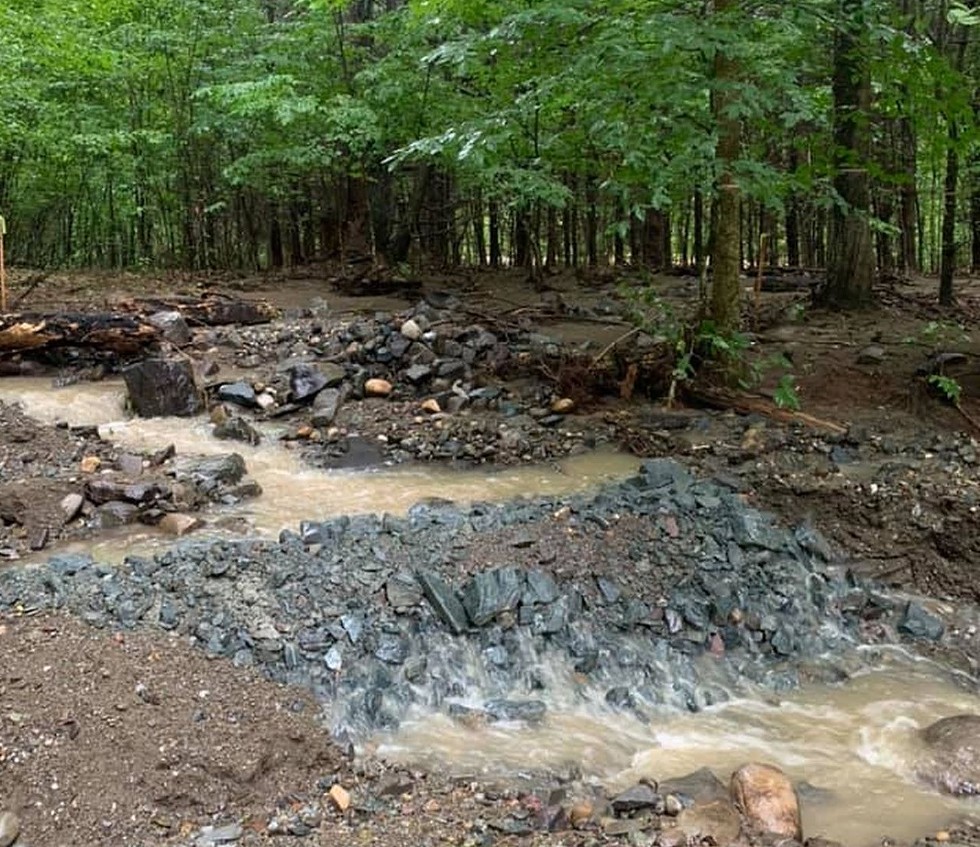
[1,265,979,847]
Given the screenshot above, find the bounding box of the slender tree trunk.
[819,0,875,309]
[708,0,742,335]
[488,201,501,268]
[939,121,959,305]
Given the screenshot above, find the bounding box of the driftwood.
[0,312,160,356]
[120,294,279,326]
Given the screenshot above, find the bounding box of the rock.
[916,714,980,795]
[898,601,944,641]
[364,377,393,397]
[673,801,740,844]
[405,363,432,384]
[319,362,346,387]
[610,782,662,814]
[386,572,423,608]
[484,699,546,722]
[213,416,261,445]
[568,800,594,828]
[312,389,342,427]
[60,492,84,522]
[730,762,802,840]
[80,455,102,473]
[400,319,422,341]
[195,822,243,846]
[659,767,729,807]
[857,344,885,365]
[461,567,523,626]
[124,357,203,417]
[217,380,258,409]
[159,513,201,537]
[0,810,20,847]
[255,392,276,411]
[417,570,468,634]
[148,310,192,346]
[551,397,575,414]
[95,500,140,528]
[116,453,145,475]
[420,398,441,414]
[328,784,351,811]
[289,363,329,403]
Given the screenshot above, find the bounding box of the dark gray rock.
[404,363,432,384]
[148,310,192,346]
[217,380,258,409]
[312,389,342,427]
[417,570,468,634]
[124,358,202,417]
[213,416,261,445]
[289,363,329,403]
[523,569,559,606]
[484,699,546,723]
[462,567,523,626]
[658,768,728,806]
[611,782,662,814]
[95,501,140,528]
[898,601,944,641]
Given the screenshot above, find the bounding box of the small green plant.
[927,374,963,406]
[774,373,801,410]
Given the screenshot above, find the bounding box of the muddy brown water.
[2,378,979,844]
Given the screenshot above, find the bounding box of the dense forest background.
[1,0,979,311]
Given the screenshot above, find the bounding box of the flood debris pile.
[130,295,622,465]
[0,459,938,737]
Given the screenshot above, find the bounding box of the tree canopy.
[0,0,977,308]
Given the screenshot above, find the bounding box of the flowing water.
[0,377,639,561]
[2,377,979,844]
[378,654,979,846]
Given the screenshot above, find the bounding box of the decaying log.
[684,386,848,434]
[0,312,160,355]
[120,294,279,325]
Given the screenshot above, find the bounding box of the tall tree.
[819,0,876,308]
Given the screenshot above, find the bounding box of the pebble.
[364,378,393,397]
[329,784,351,811]
[80,455,101,473]
[0,810,20,847]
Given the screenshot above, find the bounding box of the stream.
[1,377,978,846]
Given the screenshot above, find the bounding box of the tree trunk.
[819,0,875,309]
[708,0,742,335]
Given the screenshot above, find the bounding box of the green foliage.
[928,374,963,405]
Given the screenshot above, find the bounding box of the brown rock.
[551,397,575,414]
[209,404,230,425]
[159,513,201,537]
[364,378,393,397]
[80,455,102,473]
[730,762,802,840]
[296,424,314,439]
[420,398,441,414]
[328,783,351,812]
[674,800,740,844]
[568,799,594,828]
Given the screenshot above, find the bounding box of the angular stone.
[217,380,257,409]
[484,699,546,723]
[417,570,468,634]
[523,569,559,606]
[420,398,441,414]
[329,784,351,811]
[213,416,261,445]
[386,572,423,608]
[148,310,192,346]
[289,362,329,403]
[917,714,980,796]
[124,357,203,417]
[675,801,740,844]
[610,782,661,814]
[857,344,885,365]
[730,762,802,840]
[95,500,140,528]
[898,601,944,641]
[405,363,432,384]
[312,389,342,427]
[659,767,729,807]
[462,567,523,626]
[400,319,422,341]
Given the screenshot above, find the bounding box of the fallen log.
[120,294,279,326]
[0,312,160,355]
[684,386,848,435]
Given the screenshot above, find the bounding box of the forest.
[1,0,979,326]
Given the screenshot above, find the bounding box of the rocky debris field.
[1,460,980,847]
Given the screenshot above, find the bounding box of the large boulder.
[916,714,980,795]
[730,763,802,840]
[124,358,202,417]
